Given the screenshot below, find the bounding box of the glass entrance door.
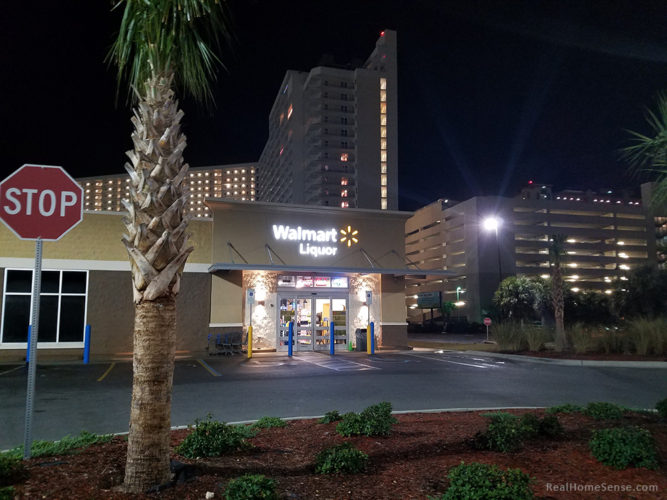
[277,294,348,352]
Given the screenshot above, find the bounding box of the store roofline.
[208,262,456,278]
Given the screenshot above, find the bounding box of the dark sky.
[1,0,666,211]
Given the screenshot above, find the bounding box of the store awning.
[208,262,456,279]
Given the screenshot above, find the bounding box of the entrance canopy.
[208,262,456,279]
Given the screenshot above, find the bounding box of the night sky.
[2,1,666,211]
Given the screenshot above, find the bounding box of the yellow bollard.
[367,324,371,355]
[247,326,253,359]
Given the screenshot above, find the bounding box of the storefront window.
[1,269,88,344]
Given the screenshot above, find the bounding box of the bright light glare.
[454,301,465,307]
[482,216,501,232]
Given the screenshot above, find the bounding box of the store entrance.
[277,294,348,352]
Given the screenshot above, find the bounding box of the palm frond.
[621,92,667,207]
[108,0,234,105]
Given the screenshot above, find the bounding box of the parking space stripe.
[402,352,496,369]
[0,366,23,376]
[197,358,221,377]
[97,362,116,382]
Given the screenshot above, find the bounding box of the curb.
[424,348,667,369]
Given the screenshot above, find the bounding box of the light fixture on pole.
[482,216,503,283]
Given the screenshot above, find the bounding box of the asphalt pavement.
[1,349,665,450]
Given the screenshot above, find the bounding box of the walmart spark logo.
[339,225,359,247]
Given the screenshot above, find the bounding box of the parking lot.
[1,350,666,450]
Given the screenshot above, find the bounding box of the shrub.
[546,403,584,414]
[546,403,583,414]
[538,414,564,438]
[0,455,26,487]
[318,410,342,424]
[336,402,397,437]
[625,317,667,355]
[433,462,534,500]
[656,398,667,419]
[0,487,16,500]
[3,431,113,459]
[252,417,287,429]
[176,417,255,458]
[492,322,527,351]
[315,442,368,474]
[224,474,277,500]
[583,402,624,420]
[596,329,628,354]
[525,326,548,351]
[589,427,658,470]
[568,323,595,354]
[474,412,525,452]
[519,413,541,438]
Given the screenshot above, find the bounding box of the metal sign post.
[23,238,43,459]
[484,317,492,342]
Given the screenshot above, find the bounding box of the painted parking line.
[293,353,380,372]
[97,362,116,382]
[197,358,221,377]
[402,352,499,369]
[0,365,24,376]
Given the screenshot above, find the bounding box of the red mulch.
[511,351,667,362]
[10,410,667,499]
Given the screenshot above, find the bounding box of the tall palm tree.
[623,93,667,207]
[549,234,567,351]
[108,0,231,492]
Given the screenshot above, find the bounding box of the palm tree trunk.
[122,73,192,492]
[124,296,176,490]
[552,265,566,351]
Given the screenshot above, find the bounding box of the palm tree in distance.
[549,234,568,351]
[108,0,231,492]
[622,93,667,207]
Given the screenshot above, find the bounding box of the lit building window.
[381,175,387,186]
[381,199,387,209]
[287,104,293,119]
[340,153,348,162]
[381,151,387,162]
[380,103,387,114]
[381,187,387,198]
[341,189,348,197]
[380,90,387,102]
[381,139,387,150]
[341,177,348,186]
[381,126,387,138]
[341,201,349,208]
[381,115,387,126]
[380,77,387,90]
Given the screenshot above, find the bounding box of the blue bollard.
[26,325,32,364]
[330,322,335,356]
[288,321,294,357]
[370,322,375,354]
[83,325,91,364]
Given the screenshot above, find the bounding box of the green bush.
[589,427,658,469]
[568,324,595,354]
[336,402,397,437]
[433,462,534,500]
[625,317,667,355]
[224,474,277,500]
[0,455,26,487]
[474,412,525,452]
[318,410,342,424]
[524,326,548,351]
[583,402,624,420]
[538,414,564,438]
[0,487,16,500]
[492,322,527,351]
[252,417,287,429]
[656,398,667,419]
[596,329,628,354]
[3,431,113,459]
[519,414,541,438]
[546,403,583,414]
[176,416,256,458]
[315,442,368,474]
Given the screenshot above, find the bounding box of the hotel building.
[405,183,657,323]
[77,163,256,218]
[257,30,398,211]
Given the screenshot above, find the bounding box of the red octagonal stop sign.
[0,164,83,241]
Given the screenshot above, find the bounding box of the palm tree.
[623,93,667,207]
[108,1,231,492]
[549,234,567,351]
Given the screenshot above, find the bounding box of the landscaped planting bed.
[4,408,666,499]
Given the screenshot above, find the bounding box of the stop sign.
[0,164,83,241]
[483,317,492,326]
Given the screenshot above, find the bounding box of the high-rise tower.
[258,30,398,210]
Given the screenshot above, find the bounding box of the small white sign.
[365,290,372,305]
[247,288,255,304]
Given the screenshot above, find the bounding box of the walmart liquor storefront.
[0,200,423,361]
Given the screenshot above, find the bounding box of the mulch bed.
[9,409,667,499]
[510,351,667,362]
